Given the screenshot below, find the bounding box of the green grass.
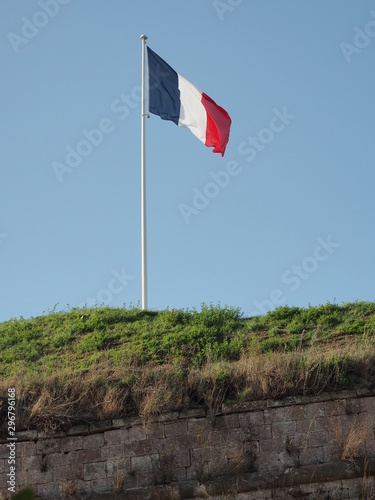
[0,301,374,432]
[0,304,246,375]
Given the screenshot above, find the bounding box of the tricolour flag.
[147,46,231,157]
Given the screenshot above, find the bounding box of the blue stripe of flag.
[147,46,180,125]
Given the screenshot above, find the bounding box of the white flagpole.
[140,34,148,310]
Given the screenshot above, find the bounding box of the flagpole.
[140,34,148,310]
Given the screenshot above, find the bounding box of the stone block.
[83,461,107,480]
[77,448,102,463]
[146,422,165,440]
[214,413,240,430]
[16,430,38,441]
[112,418,130,428]
[357,387,371,396]
[83,433,104,449]
[89,476,113,493]
[0,459,4,474]
[278,450,297,468]
[47,451,70,468]
[287,432,306,450]
[72,462,84,480]
[75,478,91,494]
[284,395,303,405]
[155,411,179,423]
[361,396,375,415]
[219,440,245,462]
[164,420,188,438]
[173,448,191,468]
[60,436,83,452]
[179,408,206,419]
[124,439,153,457]
[174,466,187,481]
[52,464,76,481]
[324,399,346,416]
[187,417,212,436]
[240,410,264,427]
[207,456,229,477]
[37,437,60,455]
[271,421,296,440]
[104,428,128,445]
[35,480,62,499]
[314,416,334,434]
[130,454,157,475]
[304,401,326,420]
[37,429,66,439]
[133,471,154,487]
[241,400,267,412]
[251,423,272,440]
[88,420,112,433]
[0,443,11,459]
[331,415,351,435]
[306,429,336,448]
[106,457,130,477]
[283,405,304,421]
[267,398,286,408]
[365,438,375,456]
[130,416,145,426]
[27,469,53,485]
[298,446,324,466]
[67,424,89,436]
[260,437,284,454]
[153,440,190,467]
[301,392,331,404]
[128,425,148,442]
[14,470,29,488]
[192,446,216,463]
[264,407,285,424]
[335,390,357,399]
[175,433,201,449]
[101,443,124,460]
[322,444,340,462]
[244,439,259,456]
[185,464,198,481]
[225,427,250,448]
[295,417,314,435]
[256,451,280,475]
[152,436,174,452]
[21,453,42,472]
[18,440,37,459]
[204,429,225,448]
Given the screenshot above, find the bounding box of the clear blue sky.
[1,0,375,322]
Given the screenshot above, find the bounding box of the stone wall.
[1,390,374,499]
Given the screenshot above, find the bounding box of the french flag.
[147,46,231,157]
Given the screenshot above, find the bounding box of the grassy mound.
[1,302,375,433]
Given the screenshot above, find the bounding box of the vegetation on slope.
[0,302,375,433]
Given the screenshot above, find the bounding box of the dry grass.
[341,421,369,462]
[0,327,374,433]
[189,363,231,425]
[112,460,124,494]
[61,479,79,496]
[131,365,189,425]
[94,386,129,421]
[332,416,370,464]
[193,343,362,405]
[152,486,175,500]
[362,459,375,499]
[151,445,178,485]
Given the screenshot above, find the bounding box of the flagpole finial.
[140,34,148,41]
